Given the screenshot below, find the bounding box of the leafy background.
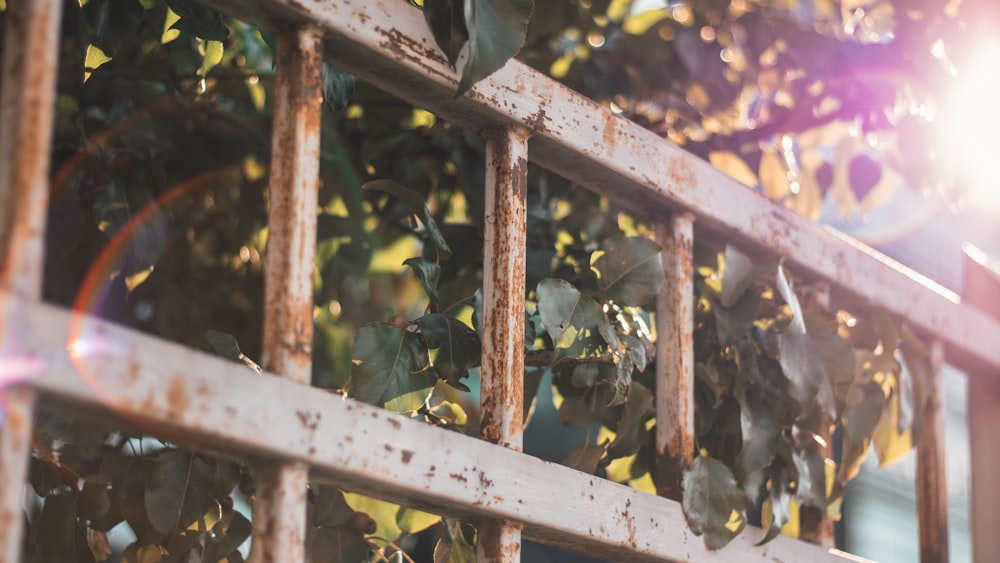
[0,0,969,559]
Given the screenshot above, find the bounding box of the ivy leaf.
[838,382,885,483]
[720,245,772,307]
[536,278,608,362]
[350,325,433,406]
[434,520,476,563]
[417,314,481,391]
[165,0,228,41]
[321,63,356,112]
[591,235,664,307]
[456,0,534,96]
[563,442,607,474]
[144,450,221,536]
[404,257,442,307]
[364,180,452,260]
[424,0,469,66]
[681,455,750,550]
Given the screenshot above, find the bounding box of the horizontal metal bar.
[6,297,864,563]
[197,0,1000,378]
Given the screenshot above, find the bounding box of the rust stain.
[450,473,468,483]
[602,117,616,147]
[167,375,189,415]
[400,449,414,463]
[388,417,401,429]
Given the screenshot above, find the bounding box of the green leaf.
[838,382,885,483]
[777,333,835,413]
[720,245,773,307]
[205,330,242,360]
[144,450,221,536]
[350,325,433,406]
[591,235,664,307]
[681,455,750,550]
[758,459,795,545]
[712,287,761,345]
[205,457,241,500]
[563,442,607,474]
[456,0,534,96]
[207,509,252,559]
[321,64,356,112]
[791,437,831,507]
[536,278,608,361]
[397,507,442,534]
[40,490,96,563]
[310,526,369,563]
[83,0,145,55]
[734,390,780,487]
[417,314,481,391]
[364,180,452,259]
[78,481,112,521]
[404,257,442,307]
[435,520,476,563]
[311,486,358,528]
[165,0,228,40]
[424,0,469,66]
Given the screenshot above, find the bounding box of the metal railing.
[1,0,996,561]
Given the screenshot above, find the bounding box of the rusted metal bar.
[915,341,949,563]
[654,213,695,501]
[0,1,62,560]
[23,297,867,563]
[961,246,1000,563]
[250,24,324,563]
[195,0,1000,379]
[478,126,530,561]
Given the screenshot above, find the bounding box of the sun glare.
[938,41,1000,212]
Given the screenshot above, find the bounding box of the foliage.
[6,0,955,559]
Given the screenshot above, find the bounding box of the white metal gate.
[2,1,997,561]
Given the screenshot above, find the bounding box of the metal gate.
[1,1,996,561]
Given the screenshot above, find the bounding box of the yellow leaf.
[549,53,575,79]
[342,493,403,545]
[709,150,758,188]
[198,40,224,77]
[623,9,669,35]
[628,472,656,494]
[84,44,112,83]
[162,8,181,44]
[759,149,790,199]
[397,507,442,534]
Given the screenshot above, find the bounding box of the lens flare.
[938,41,1000,213]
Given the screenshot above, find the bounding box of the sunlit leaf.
[197,39,223,77]
[397,507,442,534]
[709,151,758,188]
[591,235,664,306]
[434,520,476,563]
[456,0,534,96]
[775,265,805,335]
[536,278,609,361]
[342,493,403,545]
[350,325,433,406]
[681,455,749,550]
[759,149,790,200]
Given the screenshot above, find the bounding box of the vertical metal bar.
[249,24,323,563]
[916,340,949,563]
[478,126,530,562]
[0,1,62,561]
[961,247,1000,563]
[653,213,695,501]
